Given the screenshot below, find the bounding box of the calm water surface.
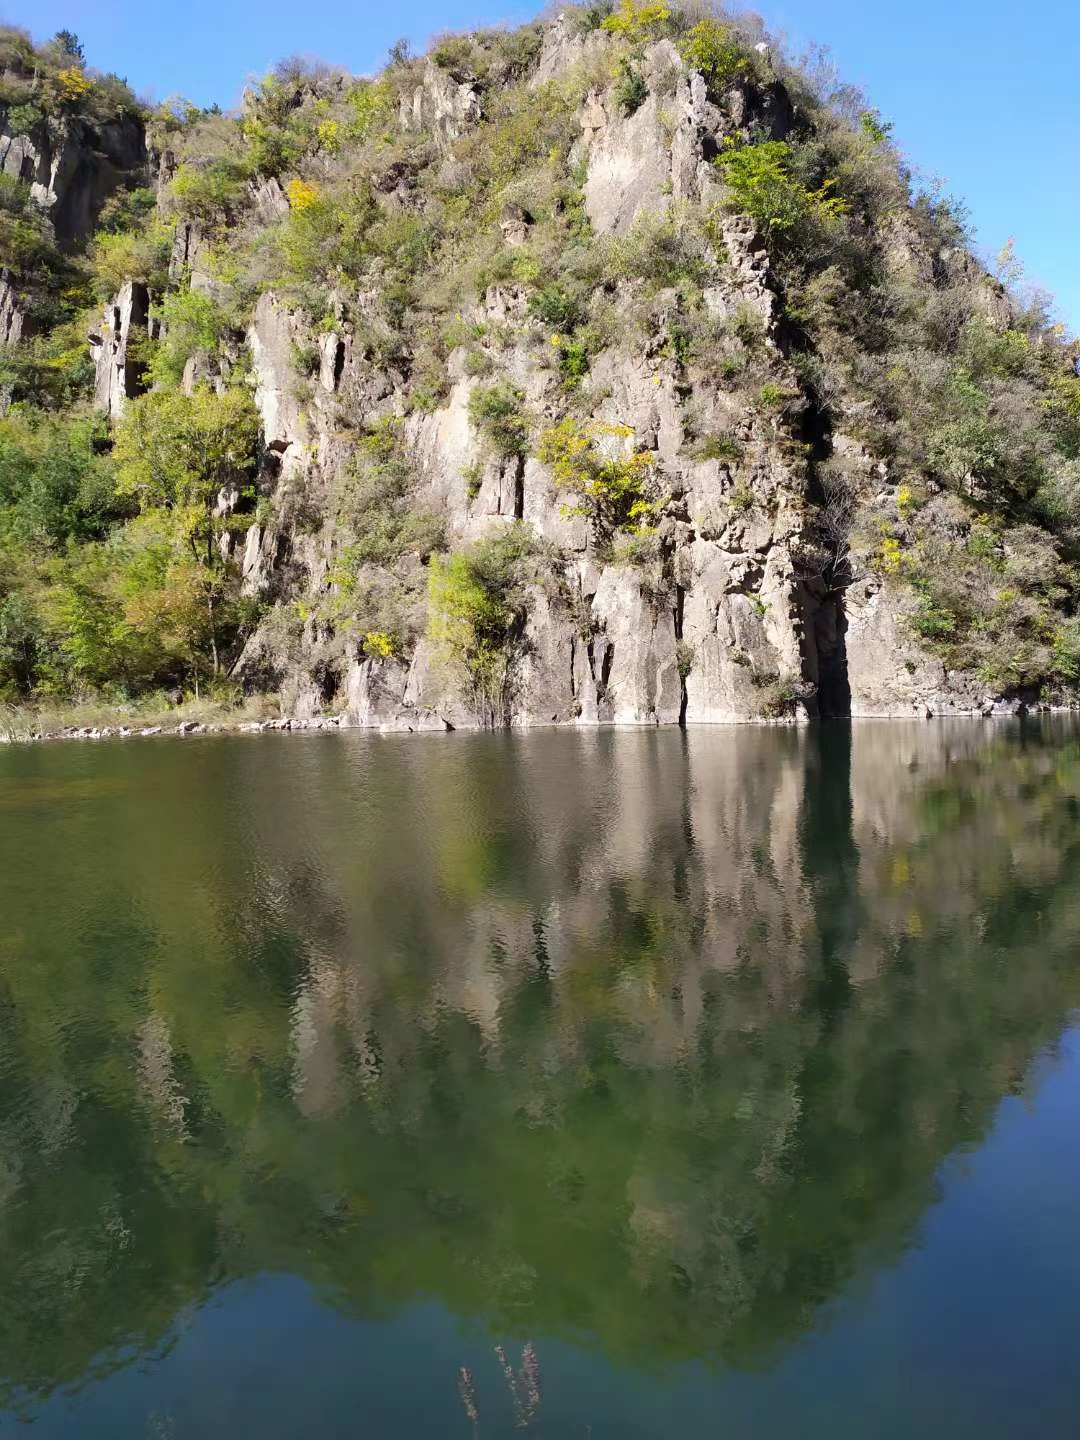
[1,722,1080,1438]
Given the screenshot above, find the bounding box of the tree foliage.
[428,527,540,726]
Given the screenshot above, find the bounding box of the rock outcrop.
[0,113,146,246]
[0,273,27,346]
[218,31,1020,729]
[224,35,863,730]
[89,282,154,417]
[399,61,482,146]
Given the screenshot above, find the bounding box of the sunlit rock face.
[4,15,1069,720]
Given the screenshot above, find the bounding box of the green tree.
[148,290,227,389]
[717,140,848,241]
[428,527,539,725]
[0,413,119,550]
[51,29,85,64]
[678,20,748,100]
[113,387,260,680]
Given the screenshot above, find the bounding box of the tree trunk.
[207,588,219,678]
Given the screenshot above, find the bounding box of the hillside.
[1,3,1078,728]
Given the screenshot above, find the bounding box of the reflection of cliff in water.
[2,721,1080,1404]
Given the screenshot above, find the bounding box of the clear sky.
[6,0,1077,332]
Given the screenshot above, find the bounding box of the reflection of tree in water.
[2,722,1080,1406]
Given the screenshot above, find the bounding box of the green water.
[2,721,1080,1438]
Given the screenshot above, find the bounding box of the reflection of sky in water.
[1,721,1079,1437]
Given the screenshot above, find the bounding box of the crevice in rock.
[315,663,340,707]
[513,455,525,521]
[673,584,688,727]
[600,642,614,696]
[814,593,851,719]
[795,352,852,720]
[332,338,346,390]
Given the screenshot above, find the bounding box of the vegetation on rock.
[0,9,1077,721]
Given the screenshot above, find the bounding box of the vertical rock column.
[89,281,152,417]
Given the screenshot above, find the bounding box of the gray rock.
[399,61,481,146]
[90,282,153,416]
[0,272,27,347]
[1,113,146,245]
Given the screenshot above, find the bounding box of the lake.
[1,721,1080,1438]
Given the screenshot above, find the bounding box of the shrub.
[431,33,486,84]
[529,284,585,332]
[363,630,399,660]
[0,316,98,410]
[537,419,662,539]
[0,173,30,215]
[54,66,93,106]
[276,184,378,290]
[335,419,445,567]
[463,348,492,378]
[96,186,157,235]
[428,526,540,725]
[753,672,800,719]
[677,20,748,99]
[579,3,615,30]
[733,303,766,348]
[487,25,544,82]
[0,205,62,288]
[859,110,893,145]
[603,211,711,292]
[615,60,648,116]
[696,433,743,463]
[170,160,249,223]
[468,383,531,459]
[89,219,172,300]
[463,461,484,500]
[0,412,119,551]
[315,120,341,155]
[286,178,320,212]
[729,483,755,515]
[759,382,795,410]
[602,0,672,40]
[148,290,226,389]
[717,140,847,242]
[555,336,591,387]
[6,101,40,135]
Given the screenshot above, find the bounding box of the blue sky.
[8,0,1078,331]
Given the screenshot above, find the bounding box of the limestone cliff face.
[223,33,928,729]
[0,112,146,243]
[82,21,1036,727]
[0,107,147,351]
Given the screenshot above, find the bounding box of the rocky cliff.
[2,9,1078,725]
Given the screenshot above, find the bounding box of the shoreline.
[0,712,346,745]
[2,703,1076,747]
